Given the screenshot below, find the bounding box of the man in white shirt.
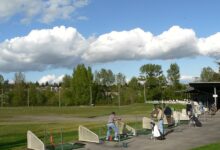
[106,112,119,141]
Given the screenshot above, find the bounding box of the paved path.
[82,112,220,150]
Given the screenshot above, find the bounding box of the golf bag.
[150,122,165,140]
[190,116,202,127]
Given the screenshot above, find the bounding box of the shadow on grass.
[0,138,26,149]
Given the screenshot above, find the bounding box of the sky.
[0,0,220,84]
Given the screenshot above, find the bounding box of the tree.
[14,72,25,84]
[71,64,93,105]
[140,64,166,101]
[61,75,72,105]
[140,64,163,78]
[0,74,4,106]
[12,72,26,106]
[0,74,4,88]
[167,63,180,87]
[127,77,142,103]
[115,73,126,86]
[27,83,38,106]
[94,69,115,104]
[200,67,215,82]
[140,64,165,88]
[62,75,72,88]
[95,69,115,86]
[212,72,220,81]
[216,61,220,73]
[128,77,140,90]
[115,73,126,106]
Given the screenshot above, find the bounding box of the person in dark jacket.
[164,104,172,125]
[186,101,192,116]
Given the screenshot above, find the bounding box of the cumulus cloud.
[0,0,89,23]
[198,32,220,58]
[0,26,88,72]
[38,74,64,85]
[77,16,88,21]
[83,26,199,62]
[1,25,220,72]
[180,75,196,83]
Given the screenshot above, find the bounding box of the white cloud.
[38,74,64,85]
[77,16,88,21]
[9,79,15,84]
[0,26,88,72]
[198,32,220,58]
[1,25,220,72]
[0,0,28,20]
[0,0,89,23]
[180,75,196,83]
[83,26,199,62]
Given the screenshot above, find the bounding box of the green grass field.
[0,103,185,150]
[191,141,220,150]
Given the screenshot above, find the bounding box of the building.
[187,82,220,109]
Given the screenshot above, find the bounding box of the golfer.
[106,112,119,141]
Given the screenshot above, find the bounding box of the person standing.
[164,104,173,126]
[199,101,204,114]
[186,101,192,116]
[106,112,119,141]
[157,106,164,136]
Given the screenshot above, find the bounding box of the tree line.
[1,63,219,106]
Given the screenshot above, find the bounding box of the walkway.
[83,112,220,150]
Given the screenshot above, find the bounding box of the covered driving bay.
[187,82,220,109]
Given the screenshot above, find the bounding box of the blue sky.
[0,0,220,84]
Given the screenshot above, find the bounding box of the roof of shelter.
[189,82,220,93]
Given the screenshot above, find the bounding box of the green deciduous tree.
[115,73,126,86]
[128,77,140,90]
[200,65,220,82]
[94,69,115,104]
[72,64,93,105]
[200,67,215,82]
[140,64,166,101]
[95,69,115,86]
[12,72,26,106]
[61,75,73,105]
[127,77,142,103]
[140,64,163,78]
[212,72,220,81]
[0,74,4,88]
[0,74,4,107]
[167,63,180,87]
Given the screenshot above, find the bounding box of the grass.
[0,103,185,118]
[0,104,149,118]
[191,142,220,150]
[0,103,185,150]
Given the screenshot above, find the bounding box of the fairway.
[0,103,184,150]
